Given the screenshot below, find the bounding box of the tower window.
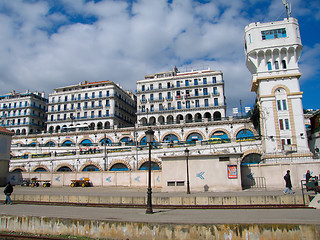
[279,119,284,130]
[261,28,287,40]
[282,60,287,69]
[274,61,279,70]
[282,100,287,110]
[285,119,290,130]
[277,100,281,110]
[267,62,272,71]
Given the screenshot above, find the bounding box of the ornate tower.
[244,17,312,162]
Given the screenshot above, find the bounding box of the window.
[150,105,154,112]
[211,77,215,84]
[150,94,154,101]
[159,83,162,89]
[159,104,163,111]
[150,84,153,90]
[205,99,209,107]
[279,119,284,130]
[65,96,68,101]
[275,61,279,70]
[285,119,290,130]
[261,28,287,40]
[195,100,200,108]
[287,139,291,145]
[267,62,272,70]
[176,91,181,98]
[195,89,199,96]
[64,104,67,110]
[186,90,190,97]
[186,101,190,109]
[142,85,145,91]
[106,91,110,96]
[78,94,81,100]
[85,93,88,99]
[194,79,198,85]
[99,91,102,97]
[282,60,287,69]
[106,110,109,116]
[277,100,281,110]
[91,111,94,118]
[167,92,171,99]
[84,102,88,108]
[177,101,181,109]
[141,106,145,112]
[159,93,162,100]
[91,101,94,107]
[77,103,81,109]
[249,34,251,43]
[176,81,180,87]
[203,88,208,95]
[106,100,110,106]
[214,98,218,106]
[282,100,287,110]
[185,80,189,87]
[213,87,217,95]
[167,82,171,88]
[92,92,95,98]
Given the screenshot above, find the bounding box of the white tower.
[244,16,312,161]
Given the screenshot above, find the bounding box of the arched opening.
[57,166,72,172]
[34,167,47,172]
[100,138,112,146]
[97,122,103,129]
[210,131,230,143]
[158,116,165,125]
[195,113,202,122]
[104,121,110,129]
[236,129,255,141]
[140,117,147,126]
[110,163,129,171]
[149,117,156,125]
[45,141,55,147]
[204,112,211,121]
[213,111,221,121]
[241,153,262,189]
[82,165,100,171]
[186,132,203,142]
[55,126,61,132]
[89,123,95,130]
[61,140,74,147]
[186,114,192,123]
[48,126,54,133]
[139,161,161,170]
[21,129,26,135]
[140,136,156,145]
[176,114,183,124]
[12,168,24,172]
[80,139,93,146]
[163,134,179,142]
[16,129,21,135]
[167,115,174,124]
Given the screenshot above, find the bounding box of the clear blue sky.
[0,0,319,115]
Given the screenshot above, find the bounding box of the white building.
[0,91,47,135]
[47,81,137,133]
[136,68,226,126]
[245,17,312,162]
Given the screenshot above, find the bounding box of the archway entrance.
[240,153,263,189]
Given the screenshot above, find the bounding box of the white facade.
[47,81,136,132]
[0,91,47,135]
[136,68,226,126]
[245,17,312,161]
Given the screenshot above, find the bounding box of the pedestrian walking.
[3,181,13,204]
[283,170,293,194]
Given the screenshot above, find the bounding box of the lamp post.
[145,128,154,214]
[184,148,191,194]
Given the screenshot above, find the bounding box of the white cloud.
[0,0,318,114]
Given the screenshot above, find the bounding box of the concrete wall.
[244,161,320,189]
[0,215,319,240]
[162,153,242,192]
[8,170,162,188]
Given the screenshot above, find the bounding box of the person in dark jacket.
[3,181,13,204]
[306,170,313,182]
[283,170,293,194]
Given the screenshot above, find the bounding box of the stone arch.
[119,136,134,142]
[97,122,103,129]
[213,111,222,121]
[209,128,231,141]
[61,139,75,146]
[89,122,95,130]
[149,116,156,125]
[44,140,57,147]
[167,115,174,124]
[31,165,50,172]
[55,125,61,132]
[271,84,291,95]
[10,166,27,172]
[137,157,162,170]
[195,113,202,122]
[21,129,27,135]
[79,161,102,172]
[158,116,165,125]
[176,114,184,123]
[233,126,258,139]
[78,137,94,146]
[108,159,132,171]
[242,149,263,161]
[98,135,114,145]
[140,117,147,126]
[137,134,158,144]
[54,163,76,172]
[104,121,111,129]
[161,131,182,142]
[183,130,205,141]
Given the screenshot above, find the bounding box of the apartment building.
[0,91,47,135]
[136,68,226,125]
[47,81,136,132]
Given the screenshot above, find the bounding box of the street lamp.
[184,148,191,194]
[145,128,154,214]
